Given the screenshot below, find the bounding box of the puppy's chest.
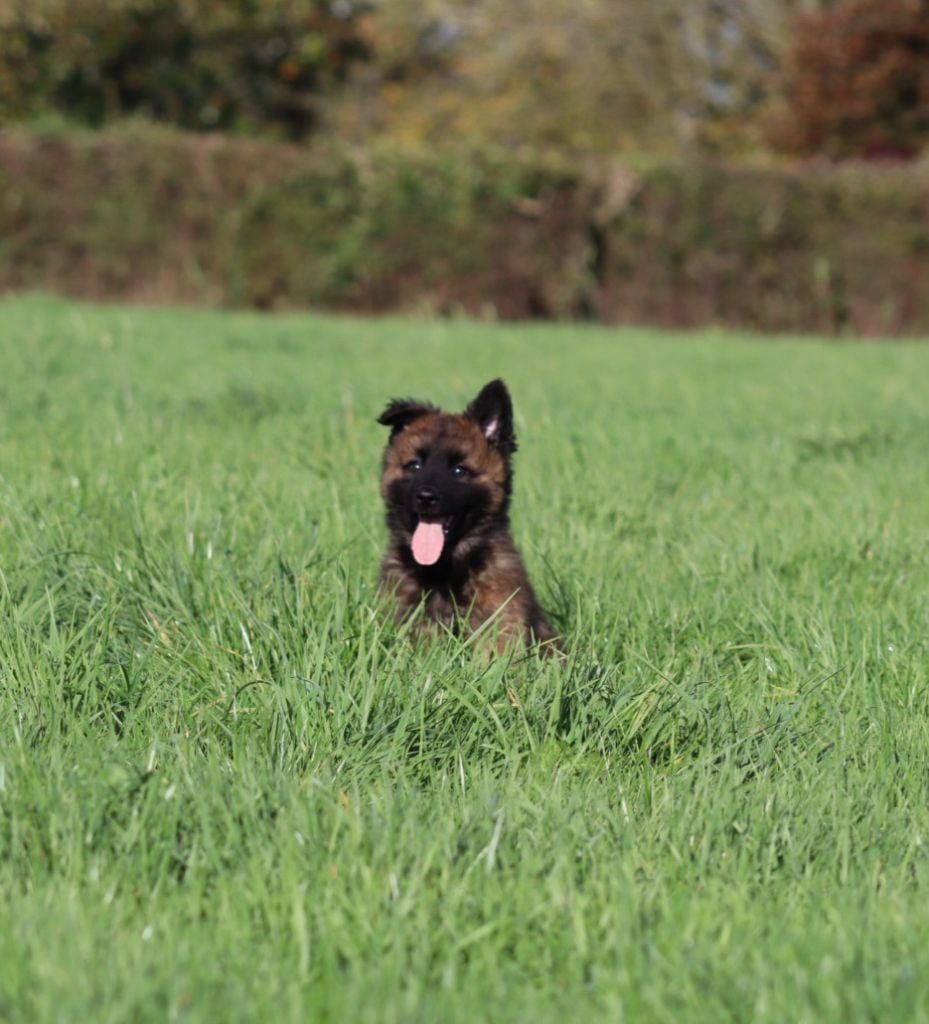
[424,587,458,626]
[420,575,517,629]
[420,579,482,626]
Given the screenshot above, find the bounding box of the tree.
[0,0,372,138]
[327,0,824,155]
[772,0,929,158]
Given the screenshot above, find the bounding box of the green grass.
[1,294,929,1023]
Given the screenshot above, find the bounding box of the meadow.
[1,294,928,1023]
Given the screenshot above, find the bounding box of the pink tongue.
[411,521,445,565]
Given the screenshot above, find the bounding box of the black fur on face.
[384,433,495,555]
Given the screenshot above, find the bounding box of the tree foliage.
[329,0,819,155]
[772,0,929,157]
[4,0,923,159]
[0,0,371,138]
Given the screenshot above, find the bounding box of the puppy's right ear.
[377,399,437,440]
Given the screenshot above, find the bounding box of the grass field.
[1,295,928,1023]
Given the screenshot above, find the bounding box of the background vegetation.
[2,296,929,1020]
[3,0,928,158]
[2,127,928,334]
[0,0,370,138]
[1,0,929,330]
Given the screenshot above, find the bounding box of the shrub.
[599,160,929,334]
[2,127,929,334]
[232,144,591,315]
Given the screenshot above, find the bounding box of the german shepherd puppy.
[377,379,556,651]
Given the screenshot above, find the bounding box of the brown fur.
[377,381,557,653]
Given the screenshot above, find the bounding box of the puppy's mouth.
[410,515,453,566]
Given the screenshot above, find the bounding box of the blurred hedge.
[598,161,929,335]
[2,127,929,334]
[0,127,591,317]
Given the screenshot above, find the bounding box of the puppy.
[377,379,556,651]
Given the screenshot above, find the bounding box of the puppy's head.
[378,380,516,567]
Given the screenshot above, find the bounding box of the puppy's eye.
[452,464,473,479]
[404,458,423,473]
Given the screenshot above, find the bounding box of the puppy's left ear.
[465,379,516,455]
[377,398,437,440]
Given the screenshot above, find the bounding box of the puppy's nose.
[415,486,440,511]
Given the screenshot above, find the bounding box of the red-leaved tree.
[773,0,929,158]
